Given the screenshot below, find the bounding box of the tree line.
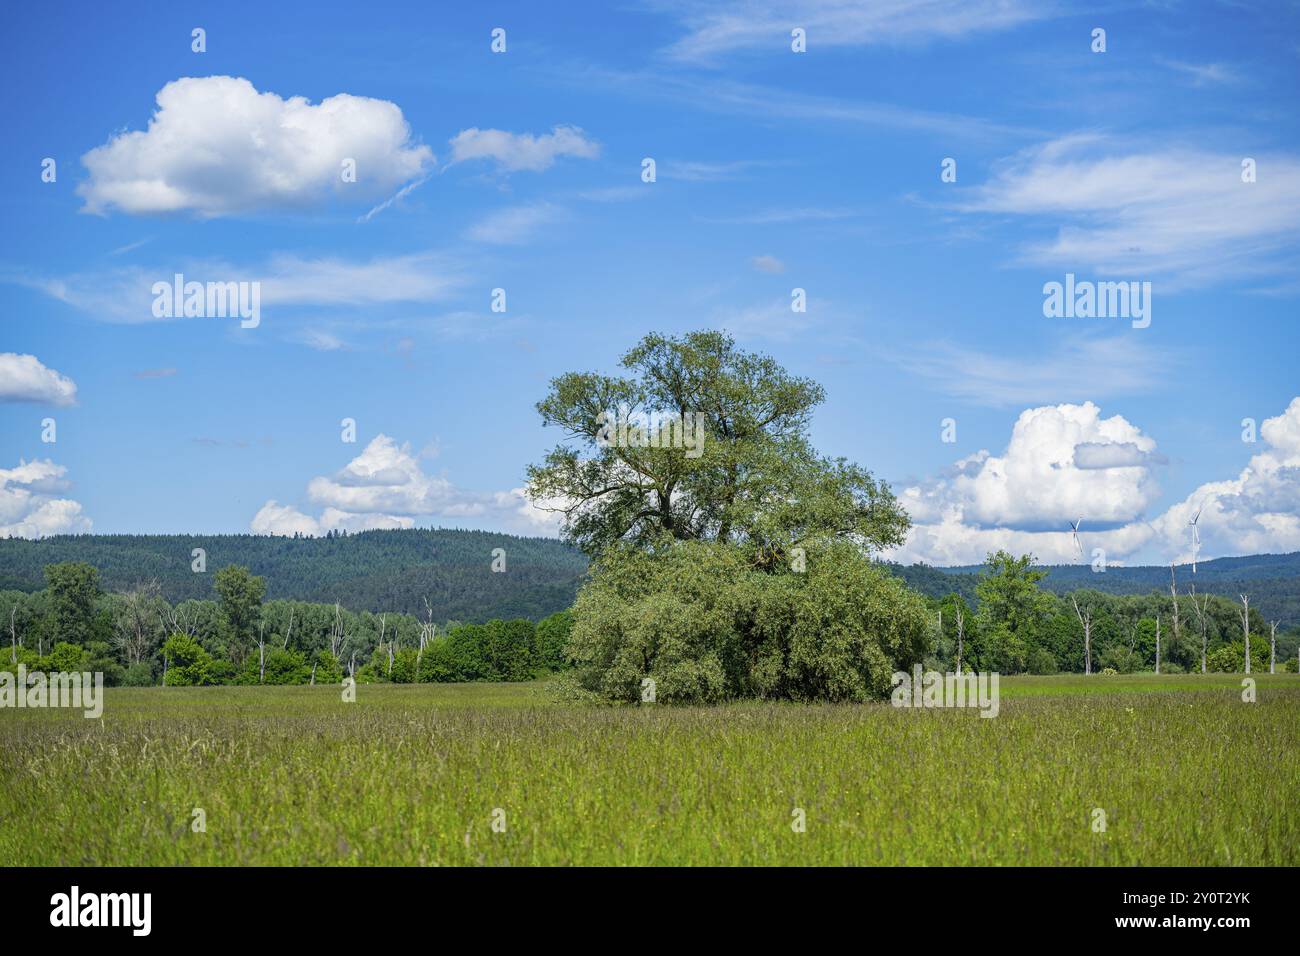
[0,528,586,621]
[1,560,574,687]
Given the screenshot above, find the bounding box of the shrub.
[162,634,217,686]
[122,662,155,686]
[1027,647,1059,675]
[1207,641,1270,673]
[569,539,930,704]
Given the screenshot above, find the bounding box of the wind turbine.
[1188,502,1203,574]
[1068,517,1083,561]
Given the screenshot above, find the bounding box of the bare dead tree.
[1155,614,1161,675]
[329,602,346,659]
[954,604,965,676]
[112,579,164,666]
[1188,585,1210,674]
[1072,595,1094,675]
[1168,564,1181,657]
[416,597,435,681]
[1239,594,1251,674]
[1269,621,1279,674]
[380,613,393,676]
[254,621,267,683]
[283,606,294,650]
[160,601,200,639]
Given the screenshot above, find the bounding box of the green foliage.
[1207,640,1271,673]
[42,562,100,644]
[527,330,909,561]
[569,539,929,703]
[213,565,266,663]
[0,529,586,622]
[4,677,1297,865]
[535,609,574,671]
[122,662,155,687]
[162,634,216,686]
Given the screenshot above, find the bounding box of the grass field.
[2,674,1296,866]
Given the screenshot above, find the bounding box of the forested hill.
[890,552,1300,622]
[2,531,1295,623]
[0,529,588,623]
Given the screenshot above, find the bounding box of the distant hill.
[0,529,588,623]
[2,531,1295,624]
[888,553,1300,622]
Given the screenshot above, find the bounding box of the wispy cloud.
[958,133,1300,286]
[886,333,1181,408]
[1158,59,1241,87]
[659,0,1050,63]
[465,202,563,244]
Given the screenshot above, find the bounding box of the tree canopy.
[527,330,910,566]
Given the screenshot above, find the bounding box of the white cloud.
[891,396,1300,566]
[306,435,458,515]
[0,459,91,538]
[252,435,560,537]
[16,251,464,323]
[258,251,463,306]
[448,126,599,172]
[0,353,78,406]
[1148,397,1300,563]
[663,0,1045,62]
[465,202,562,244]
[492,487,566,535]
[751,254,785,274]
[78,76,433,217]
[961,134,1300,284]
[890,402,1163,564]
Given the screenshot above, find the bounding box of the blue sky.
[2,0,1298,566]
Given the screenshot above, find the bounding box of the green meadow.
[2,674,1296,866]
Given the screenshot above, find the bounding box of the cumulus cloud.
[1148,397,1300,563]
[890,402,1163,564]
[891,396,1300,567]
[78,76,434,217]
[251,435,561,537]
[0,459,91,538]
[448,126,599,173]
[751,254,785,274]
[0,353,78,406]
[306,435,458,516]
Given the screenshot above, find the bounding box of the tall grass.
[2,675,1295,865]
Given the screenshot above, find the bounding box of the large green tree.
[43,561,100,645]
[213,564,266,665]
[973,551,1053,672]
[526,330,909,566]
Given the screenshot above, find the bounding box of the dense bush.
[568,540,930,704]
[161,634,217,686]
